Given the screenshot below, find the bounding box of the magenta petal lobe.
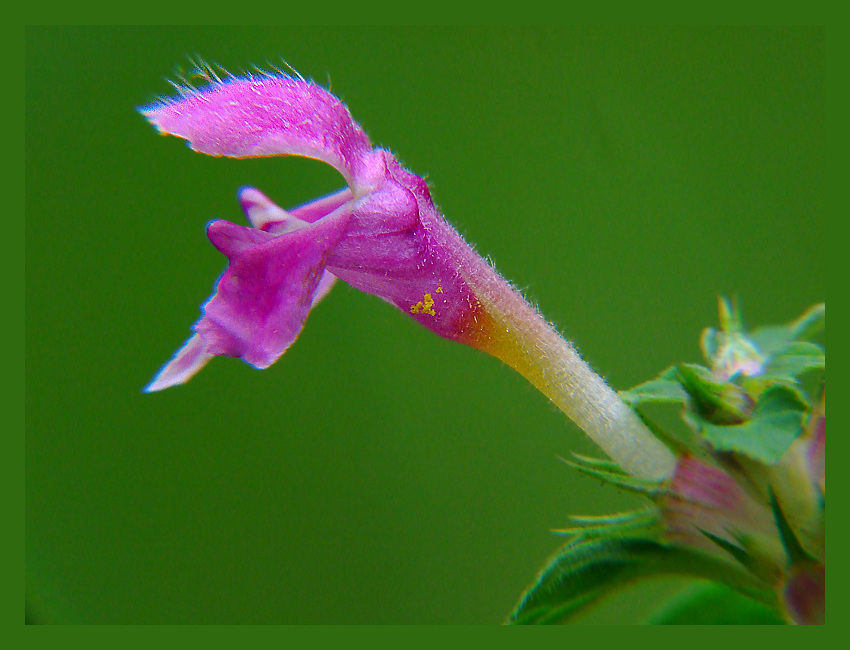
[288,187,354,224]
[140,75,376,191]
[145,334,214,392]
[198,207,351,369]
[238,187,305,231]
[206,219,275,257]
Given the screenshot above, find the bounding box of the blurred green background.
[26,27,823,624]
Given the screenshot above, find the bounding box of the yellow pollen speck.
[436,285,443,293]
[410,291,436,316]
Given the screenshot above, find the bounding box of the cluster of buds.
[511,300,824,624]
[655,300,825,624]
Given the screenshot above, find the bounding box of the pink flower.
[141,74,506,391]
[141,69,675,481]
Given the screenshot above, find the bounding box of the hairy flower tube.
[141,67,676,481]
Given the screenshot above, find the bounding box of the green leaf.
[699,529,760,575]
[555,508,661,540]
[717,296,744,334]
[750,304,825,357]
[698,529,780,584]
[698,386,807,464]
[789,303,826,340]
[566,454,662,496]
[619,374,696,455]
[677,364,754,425]
[694,507,787,585]
[769,488,815,565]
[761,341,824,382]
[700,326,721,365]
[646,582,786,625]
[507,536,772,624]
[620,366,689,407]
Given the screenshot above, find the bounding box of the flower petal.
[238,186,353,230]
[289,187,354,224]
[238,187,306,232]
[145,333,214,392]
[238,187,340,303]
[146,203,352,390]
[140,75,379,192]
[198,206,351,369]
[323,152,490,346]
